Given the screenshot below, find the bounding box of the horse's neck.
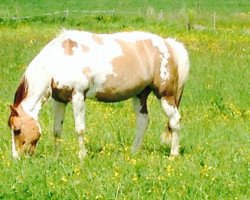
[21,59,52,120]
[21,81,51,120]
[21,100,42,120]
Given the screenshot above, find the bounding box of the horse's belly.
[87,76,150,102]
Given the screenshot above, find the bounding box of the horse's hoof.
[79,149,87,160]
[12,151,20,160]
[170,150,179,157]
[131,147,139,154]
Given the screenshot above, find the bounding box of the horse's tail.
[165,38,190,106]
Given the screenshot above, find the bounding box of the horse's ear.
[9,105,19,116]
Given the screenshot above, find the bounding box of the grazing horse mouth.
[19,143,32,154]
[9,105,41,158]
[14,135,40,156]
[16,142,37,156]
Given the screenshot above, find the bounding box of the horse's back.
[32,30,173,102]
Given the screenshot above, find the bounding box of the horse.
[8,30,189,160]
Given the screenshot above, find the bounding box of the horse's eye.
[13,129,21,135]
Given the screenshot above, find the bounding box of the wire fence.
[0,9,142,21]
[0,9,224,32]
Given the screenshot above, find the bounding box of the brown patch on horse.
[13,77,28,107]
[162,58,178,100]
[151,42,178,104]
[92,34,104,45]
[51,79,75,104]
[96,39,159,102]
[162,42,179,105]
[81,44,90,53]
[164,42,182,106]
[82,67,94,85]
[9,106,40,154]
[62,39,78,56]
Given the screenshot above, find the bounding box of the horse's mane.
[13,76,28,107]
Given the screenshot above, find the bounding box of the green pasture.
[0,0,249,199]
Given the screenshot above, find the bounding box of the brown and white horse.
[8,30,189,159]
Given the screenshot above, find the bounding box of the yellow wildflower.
[61,176,67,182]
[132,175,138,182]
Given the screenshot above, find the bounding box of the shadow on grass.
[142,144,193,157]
[86,144,190,159]
[25,142,194,162]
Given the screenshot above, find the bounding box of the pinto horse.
[8,30,189,159]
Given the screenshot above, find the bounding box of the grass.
[0,0,249,199]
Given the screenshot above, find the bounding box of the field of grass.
[0,0,249,199]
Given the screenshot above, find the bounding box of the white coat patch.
[151,38,170,82]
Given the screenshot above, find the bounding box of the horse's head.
[8,105,41,156]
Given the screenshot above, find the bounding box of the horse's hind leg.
[131,88,151,153]
[160,124,172,145]
[52,99,66,156]
[160,89,184,145]
[161,96,181,156]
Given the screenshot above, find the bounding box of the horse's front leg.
[52,99,66,156]
[72,92,87,160]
